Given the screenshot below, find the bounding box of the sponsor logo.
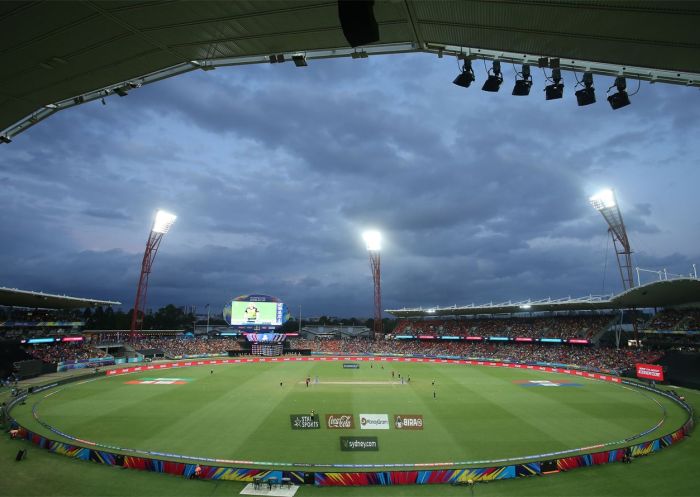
[340,436,379,451]
[359,413,389,430]
[343,363,360,369]
[290,414,320,430]
[394,414,423,430]
[513,380,582,387]
[326,414,355,429]
[124,378,191,385]
[636,363,664,381]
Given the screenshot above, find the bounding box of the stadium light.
[453,59,475,88]
[130,210,177,337]
[482,60,503,92]
[575,72,596,106]
[292,54,308,67]
[363,230,381,251]
[545,68,564,100]
[607,77,631,110]
[512,65,532,96]
[152,210,177,234]
[589,189,616,211]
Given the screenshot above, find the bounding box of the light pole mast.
[590,189,638,345]
[363,230,382,339]
[589,189,634,291]
[129,210,176,338]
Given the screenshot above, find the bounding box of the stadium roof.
[387,278,700,318]
[0,287,121,310]
[2,1,700,141]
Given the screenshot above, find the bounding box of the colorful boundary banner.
[11,420,694,487]
[9,356,694,488]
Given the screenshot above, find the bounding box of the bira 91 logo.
[394,414,424,430]
[326,414,355,429]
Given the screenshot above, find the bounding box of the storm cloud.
[1,53,698,317]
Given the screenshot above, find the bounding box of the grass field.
[1,361,698,496]
[9,361,689,468]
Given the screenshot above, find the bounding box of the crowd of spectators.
[392,314,613,339]
[26,343,107,364]
[132,337,241,357]
[287,338,662,374]
[0,308,83,322]
[25,337,242,363]
[643,309,700,331]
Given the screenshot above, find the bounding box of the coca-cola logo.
[325,414,355,429]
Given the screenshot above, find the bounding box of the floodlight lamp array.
[589,189,616,211]
[363,230,381,251]
[152,210,177,234]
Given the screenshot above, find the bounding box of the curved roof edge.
[0,287,121,310]
[387,278,700,318]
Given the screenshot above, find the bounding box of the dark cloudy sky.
[1,53,699,318]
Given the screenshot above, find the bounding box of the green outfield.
[8,361,689,468]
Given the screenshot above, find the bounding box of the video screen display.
[231,301,283,326]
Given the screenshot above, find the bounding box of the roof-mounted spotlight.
[482,60,503,92]
[575,72,596,106]
[113,82,140,97]
[607,77,631,110]
[512,64,532,96]
[453,59,475,88]
[292,54,307,67]
[545,68,564,100]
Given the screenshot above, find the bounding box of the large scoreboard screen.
[230,300,284,326]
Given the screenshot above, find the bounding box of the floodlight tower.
[129,210,177,338]
[363,230,382,339]
[589,189,639,347]
[589,189,635,291]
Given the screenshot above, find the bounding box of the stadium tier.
[392,314,613,340]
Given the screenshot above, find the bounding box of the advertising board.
[636,363,664,381]
[339,436,379,451]
[325,414,355,429]
[359,413,389,430]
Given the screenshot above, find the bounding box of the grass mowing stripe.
[13,362,690,469]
